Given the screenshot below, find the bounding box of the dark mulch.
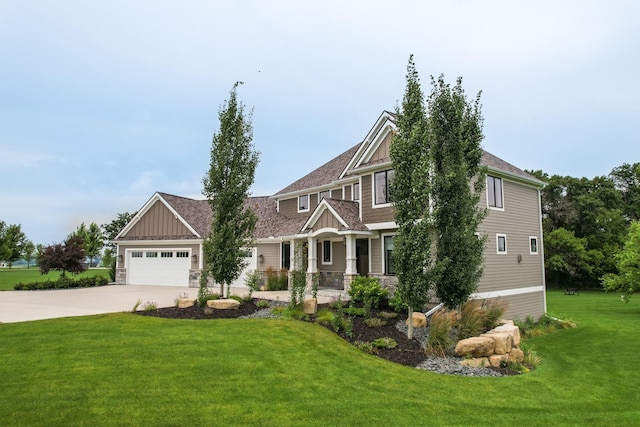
[135,300,427,368]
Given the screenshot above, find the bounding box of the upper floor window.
[374,169,394,205]
[298,194,309,212]
[353,183,360,201]
[487,175,504,209]
[318,190,330,202]
[496,234,507,254]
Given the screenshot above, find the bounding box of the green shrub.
[354,341,379,355]
[277,268,289,290]
[244,270,261,295]
[379,311,398,319]
[364,317,387,327]
[371,337,397,349]
[266,266,289,291]
[343,307,366,317]
[255,299,270,309]
[315,308,335,323]
[348,277,388,311]
[13,275,109,290]
[515,314,576,339]
[142,301,158,311]
[388,292,407,312]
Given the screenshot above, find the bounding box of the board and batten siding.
[124,201,195,238]
[312,209,342,232]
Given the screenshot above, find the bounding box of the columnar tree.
[429,75,487,308]
[390,56,439,339]
[202,82,259,297]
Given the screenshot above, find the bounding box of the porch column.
[307,237,317,273]
[289,239,296,270]
[344,234,357,292]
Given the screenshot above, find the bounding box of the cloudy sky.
[1,1,639,245]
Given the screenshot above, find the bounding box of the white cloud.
[129,170,164,193]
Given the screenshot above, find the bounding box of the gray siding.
[497,291,545,321]
[317,240,346,272]
[257,243,280,271]
[312,210,341,232]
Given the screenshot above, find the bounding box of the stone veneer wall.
[115,268,126,285]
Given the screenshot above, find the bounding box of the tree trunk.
[407,305,414,339]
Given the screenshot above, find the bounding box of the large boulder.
[480,332,513,355]
[460,357,489,368]
[303,298,317,315]
[509,348,525,363]
[207,299,241,310]
[489,324,521,348]
[405,312,427,328]
[177,298,195,308]
[455,337,495,357]
[489,354,510,368]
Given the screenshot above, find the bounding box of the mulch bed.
[136,300,427,368]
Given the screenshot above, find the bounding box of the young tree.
[202,82,259,297]
[390,56,438,339]
[0,222,27,268]
[429,75,486,309]
[22,240,35,268]
[602,221,640,302]
[69,222,104,267]
[37,235,86,277]
[102,212,137,254]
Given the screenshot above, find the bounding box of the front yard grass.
[0,289,638,426]
[0,268,110,291]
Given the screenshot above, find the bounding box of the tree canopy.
[602,221,640,302]
[202,82,259,297]
[37,235,86,277]
[0,221,27,267]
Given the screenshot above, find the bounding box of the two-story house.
[114,111,546,320]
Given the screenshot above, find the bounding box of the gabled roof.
[300,198,369,234]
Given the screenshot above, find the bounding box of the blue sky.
[1,1,639,245]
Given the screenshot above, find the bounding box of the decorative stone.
[490,324,521,348]
[303,298,317,315]
[509,348,525,363]
[460,357,489,368]
[207,298,241,310]
[405,312,427,328]
[455,337,496,357]
[481,332,513,355]
[177,298,195,308]
[489,354,510,368]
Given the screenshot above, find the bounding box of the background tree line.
[528,162,640,289]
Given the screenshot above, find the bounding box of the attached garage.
[127,249,191,286]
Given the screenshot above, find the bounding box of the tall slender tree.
[429,75,487,308]
[202,82,259,297]
[390,56,439,339]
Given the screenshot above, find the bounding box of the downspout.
[538,187,548,315]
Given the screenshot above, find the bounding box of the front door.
[356,238,369,276]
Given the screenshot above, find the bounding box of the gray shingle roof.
[321,199,368,231]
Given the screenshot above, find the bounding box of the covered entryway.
[127,249,190,286]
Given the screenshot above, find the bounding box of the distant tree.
[102,212,137,255]
[202,82,259,297]
[390,55,438,339]
[544,228,591,287]
[610,163,640,222]
[602,221,640,302]
[430,75,487,309]
[37,235,86,277]
[85,223,103,267]
[22,240,35,268]
[0,222,27,268]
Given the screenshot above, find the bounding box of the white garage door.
[230,248,258,288]
[127,250,190,287]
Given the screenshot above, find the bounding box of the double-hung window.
[298,194,309,212]
[374,169,394,205]
[353,183,360,201]
[383,235,395,275]
[487,175,504,209]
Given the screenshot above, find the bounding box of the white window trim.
[529,236,539,255]
[298,194,310,213]
[352,182,360,201]
[372,171,393,209]
[496,234,507,254]
[487,175,505,212]
[322,240,332,265]
[381,233,396,275]
[318,190,331,203]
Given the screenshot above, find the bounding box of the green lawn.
[0,268,110,291]
[0,290,638,426]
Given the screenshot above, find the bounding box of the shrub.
[426,309,453,356]
[354,341,379,355]
[371,337,397,349]
[266,266,289,291]
[255,299,270,309]
[515,314,576,339]
[277,268,289,290]
[521,342,543,369]
[228,295,244,303]
[379,311,398,320]
[13,275,109,290]
[388,292,407,312]
[343,307,366,317]
[289,270,306,308]
[348,277,388,311]
[315,308,335,323]
[244,269,260,295]
[364,317,387,327]
[142,301,158,311]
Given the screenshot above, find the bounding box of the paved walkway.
[0,285,348,324]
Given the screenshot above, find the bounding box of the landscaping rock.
[489,354,510,368]
[509,348,525,363]
[405,312,427,328]
[455,337,495,357]
[303,298,317,315]
[207,299,241,310]
[460,357,490,368]
[481,332,513,355]
[177,298,195,308]
[489,324,521,348]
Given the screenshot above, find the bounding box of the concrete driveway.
[0,285,348,323]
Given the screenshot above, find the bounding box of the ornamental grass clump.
[426,309,453,357]
[457,300,485,339]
